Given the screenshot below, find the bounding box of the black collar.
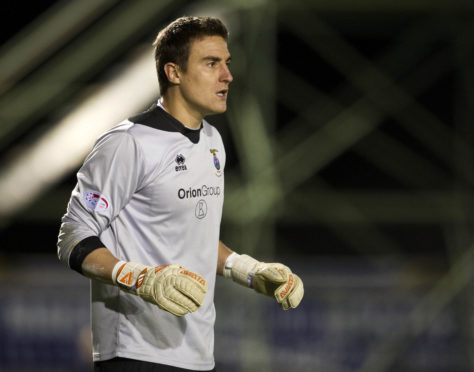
[128,104,202,144]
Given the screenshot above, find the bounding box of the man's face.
[178,35,233,118]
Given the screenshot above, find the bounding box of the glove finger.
[274,272,295,306]
[161,278,201,313]
[178,268,208,291]
[275,273,304,309]
[158,299,190,317]
[174,276,207,307]
[149,265,208,315]
[159,265,207,305]
[254,265,289,284]
[285,274,304,309]
[152,285,194,316]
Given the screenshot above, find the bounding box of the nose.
[220,64,233,83]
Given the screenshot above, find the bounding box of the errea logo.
[175,154,187,172]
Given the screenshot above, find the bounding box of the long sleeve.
[57,125,145,273]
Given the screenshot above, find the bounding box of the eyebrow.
[202,56,232,63]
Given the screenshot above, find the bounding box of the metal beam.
[0,0,119,95]
[357,244,474,372]
[282,14,471,175]
[0,0,186,149]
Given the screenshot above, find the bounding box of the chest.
[141,134,225,218]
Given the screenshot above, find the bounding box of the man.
[57,16,303,372]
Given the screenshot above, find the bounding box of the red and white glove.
[223,253,304,310]
[112,261,208,316]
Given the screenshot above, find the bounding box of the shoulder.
[94,121,136,150]
[202,120,223,141]
[93,106,171,154]
[84,124,144,170]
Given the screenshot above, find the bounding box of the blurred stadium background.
[0,0,473,371]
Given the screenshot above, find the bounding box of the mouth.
[216,89,228,99]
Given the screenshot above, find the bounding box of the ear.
[164,62,180,85]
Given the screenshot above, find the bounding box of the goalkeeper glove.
[112,261,208,316]
[223,253,304,310]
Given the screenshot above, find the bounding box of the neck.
[161,93,203,130]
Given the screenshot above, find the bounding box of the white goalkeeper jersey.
[57,102,225,370]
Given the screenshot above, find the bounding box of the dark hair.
[153,16,229,96]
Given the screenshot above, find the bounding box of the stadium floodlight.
[0,48,157,219]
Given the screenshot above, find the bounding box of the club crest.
[209,149,222,177]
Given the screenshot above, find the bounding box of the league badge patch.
[209,149,222,177]
[84,190,110,211]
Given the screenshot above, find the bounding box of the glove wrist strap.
[112,260,127,284]
[223,252,238,279]
[112,261,148,294]
[225,253,259,288]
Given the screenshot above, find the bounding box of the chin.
[205,105,227,116]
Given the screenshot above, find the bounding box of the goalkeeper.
[57,16,303,372]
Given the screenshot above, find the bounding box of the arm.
[57,132,143,272]
[79,247,207,316]
[219,242,304,310]
[81,247,119,285]
[217,240,233,276]
[58,132,206,316]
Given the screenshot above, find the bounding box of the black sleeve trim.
[69,236,105,274]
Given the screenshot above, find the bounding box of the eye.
[207,61,216,67]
